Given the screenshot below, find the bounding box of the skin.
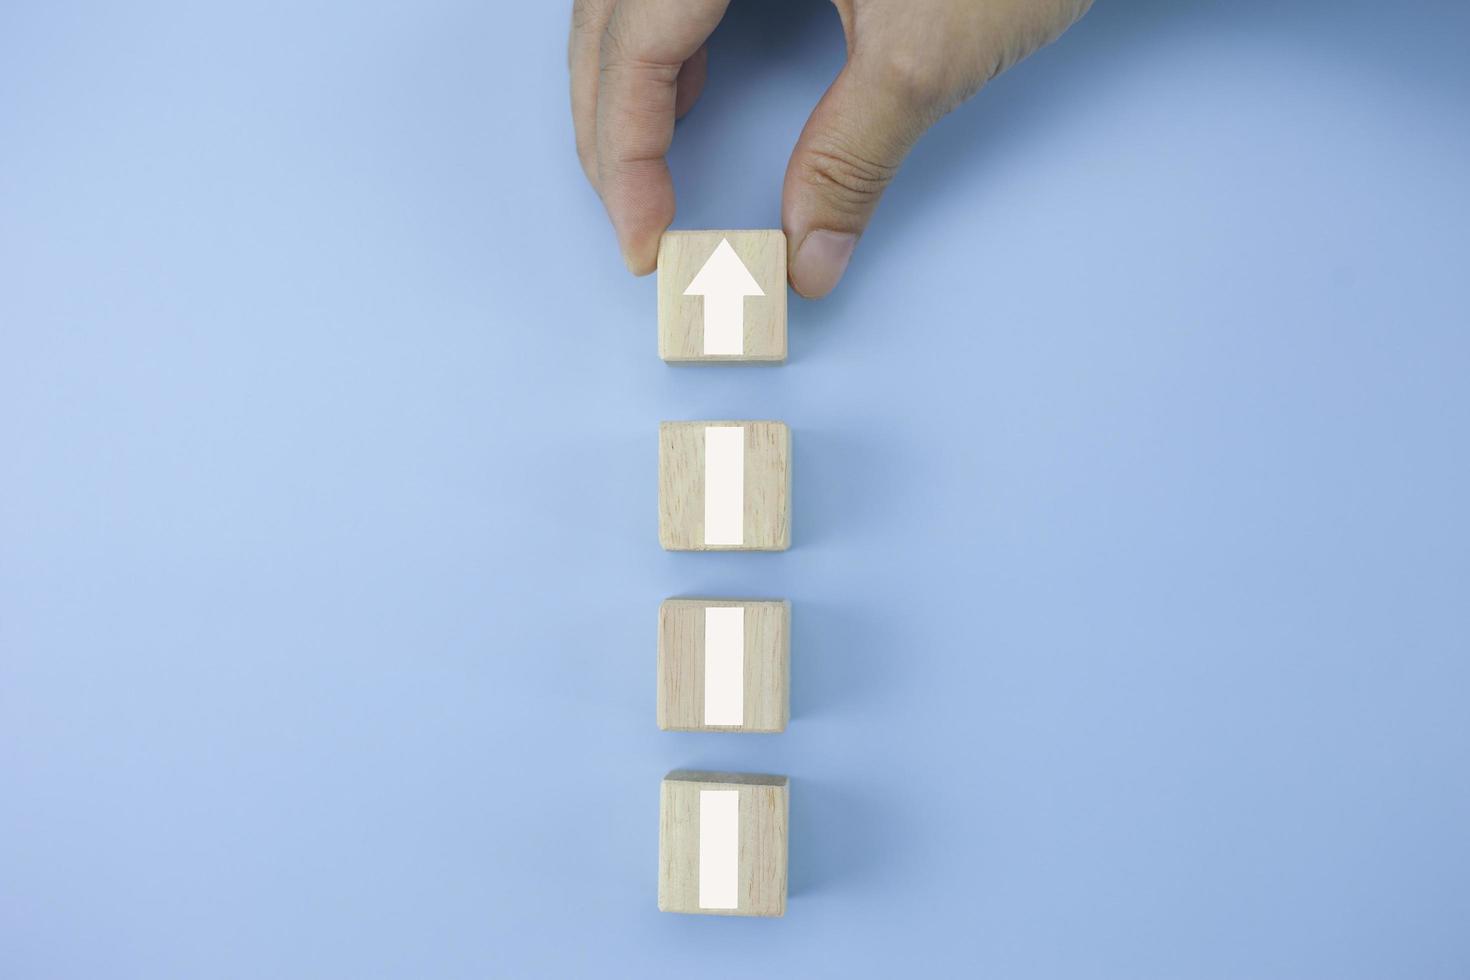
[569,0,1093,298]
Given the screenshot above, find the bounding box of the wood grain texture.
[657,230,787,363]
[658,421,791,551]
[658,770,789,917]
[657,599,790,733]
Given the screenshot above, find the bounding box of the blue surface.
[3,1,1469,976]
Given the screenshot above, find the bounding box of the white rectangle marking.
[703,426,744,547]
[699,789,740,910]
[701,297,743,356]
[703,607,745,727]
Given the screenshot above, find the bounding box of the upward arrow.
[684,238,763,356]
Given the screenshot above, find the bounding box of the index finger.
[595,0,729,274]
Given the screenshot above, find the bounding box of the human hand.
[569,0,1092,297]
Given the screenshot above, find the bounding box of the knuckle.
[596,60,679,131]
[599,17,629,64]
[571,0,606,34]
[871,49,955,111]
[598,8,646,69]
[798,139,899,215]
[598,22,681,81]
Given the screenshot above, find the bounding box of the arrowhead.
[684,238,764,298]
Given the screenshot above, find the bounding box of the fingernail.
[791,230,857,298]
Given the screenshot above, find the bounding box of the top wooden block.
[657,230,787,363]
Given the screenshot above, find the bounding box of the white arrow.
[684,238,763,356]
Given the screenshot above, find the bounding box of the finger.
[782,54,948,298]
[597,0,729,274]
[569,0,617,188]
[674,44,708,120]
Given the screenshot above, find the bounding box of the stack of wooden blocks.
[655,230,792,917]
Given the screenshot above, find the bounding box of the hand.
[569,0,1091,298]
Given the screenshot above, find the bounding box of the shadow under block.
[659,771,789,917]
[658,421,791,551]
[658,599,790,733]
[657,230,787,363]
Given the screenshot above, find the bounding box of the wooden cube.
[658,599,790,733]
[658,230,787,363]
[658,421,791,551]
[658,770,789,917]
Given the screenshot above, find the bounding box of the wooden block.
[658,599,790,733]
[658,230,787,363]
[658,770,789,917]
[658,421,791,551]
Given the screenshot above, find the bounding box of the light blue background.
[3,1,1469,977]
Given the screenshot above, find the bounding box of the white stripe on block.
[698,789,740,910]
[703,426,744,546]
[700,293,744,356]
[703,607,745,727]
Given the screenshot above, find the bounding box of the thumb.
[782,58,942,298]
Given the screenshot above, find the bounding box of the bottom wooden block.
[658,770,789,917]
